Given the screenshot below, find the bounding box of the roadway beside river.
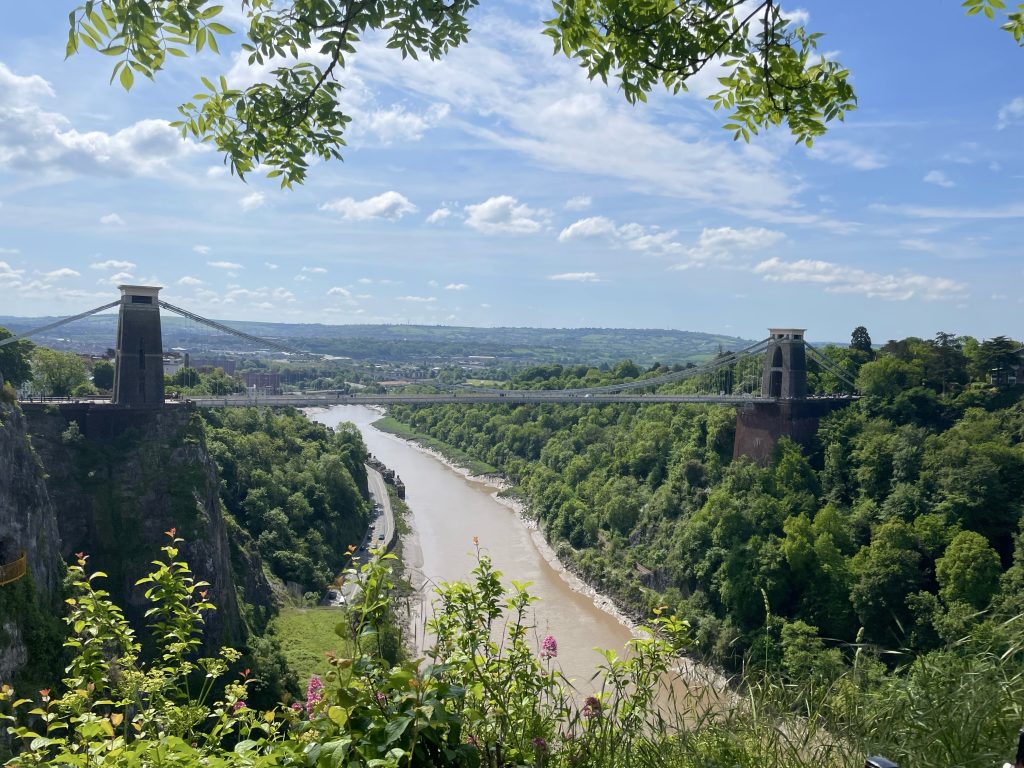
[363,463,396,553]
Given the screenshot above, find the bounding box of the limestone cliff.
[22,404,271,652]
[0,401,64,684]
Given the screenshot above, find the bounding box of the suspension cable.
[158,300,308,357]
[0,300,121,348]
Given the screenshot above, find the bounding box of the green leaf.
[384,715,412,745]
[120,64,134,91]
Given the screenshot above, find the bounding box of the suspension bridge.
[0,285,858,462]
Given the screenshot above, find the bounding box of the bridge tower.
[734,328,839,465]
[762,328,807,399]
[112,285,164,407]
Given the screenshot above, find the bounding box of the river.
[309,404,648,690]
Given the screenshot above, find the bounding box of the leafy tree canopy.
[0,327,34,388]
[64,0,1023,186]
[31,347,89,397]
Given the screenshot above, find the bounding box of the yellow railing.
[0,550,27,586]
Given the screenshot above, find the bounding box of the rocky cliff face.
[22,404,270,652]
[0,402,64,683]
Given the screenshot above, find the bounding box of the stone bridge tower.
[112,285,165,407]
[734,328,842,465]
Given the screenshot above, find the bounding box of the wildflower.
[582,696,601,719]
[374,691,387,704]
[306,675,324,715]
[165,528,176,538]
[290,701,302,712]
[39,689,51,703]
[540,635,558,659]
[532,737,549,754]
[233,700,247,712]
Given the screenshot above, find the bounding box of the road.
[186,392,786,407]
[363,463,396,553]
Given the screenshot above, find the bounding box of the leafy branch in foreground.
[64,0,1022,184]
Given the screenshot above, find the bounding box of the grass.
[270,606,352,685]
[373,415,499,476]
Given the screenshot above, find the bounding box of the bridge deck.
[187,393,781,407]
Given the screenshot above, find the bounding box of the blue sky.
[0,1,1021,343]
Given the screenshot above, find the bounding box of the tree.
[63,1,1023,186]
[31,348,89,397]
[935,531,1001,609]
[91,359,115,391]
[973,335,1021,384]
[850,326,873,354]
[0,327,34,388]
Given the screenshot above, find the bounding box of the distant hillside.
[0,314,754,366]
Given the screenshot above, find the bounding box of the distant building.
[163,357,184,377]
[243,371,282,394]
[191,358,237,375]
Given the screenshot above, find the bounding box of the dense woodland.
[203,408,371,593]
[388,331,1024,674]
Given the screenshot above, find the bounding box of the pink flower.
[290,701,302,712]
[232,700,247,712]
[306,675,324,716]
[540,635,558,659]
[532,737,549,754]
[375,691,387,704]
[582,696,602,719]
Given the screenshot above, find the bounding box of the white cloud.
[0,63,204,181]
[193,244,211,255]
[677,226,786,268]
[558,216,618,241]
[320,190,417,221]
[240,192,266,211]
[0,247,18,255]
[42,267,80,279]
[265,262,278,270]
[808,139,886,170]
[107,271,135,284]
[547,272,601,282]
[208,260,243,270]
[996,96,1024,129]
[99,213,125,226]
[398,295,437,302]
[90,259,136,270]
[361,103,450,144]
[178,276,204,286]
[301,266,328,274]
[753,257,966,301]
[358,277,373,283]
[341,22,805,218]
[464,195,549,234]
[923,170,954,188]
[327,286,352,298]
[564,195,592,211]
[0,261,26,285]
[426,206,452,224]
[445,283,469,291]
[559,217,781,267]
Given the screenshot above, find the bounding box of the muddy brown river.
[310,404,651,690]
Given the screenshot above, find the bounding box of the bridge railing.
[0,550,27,586]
